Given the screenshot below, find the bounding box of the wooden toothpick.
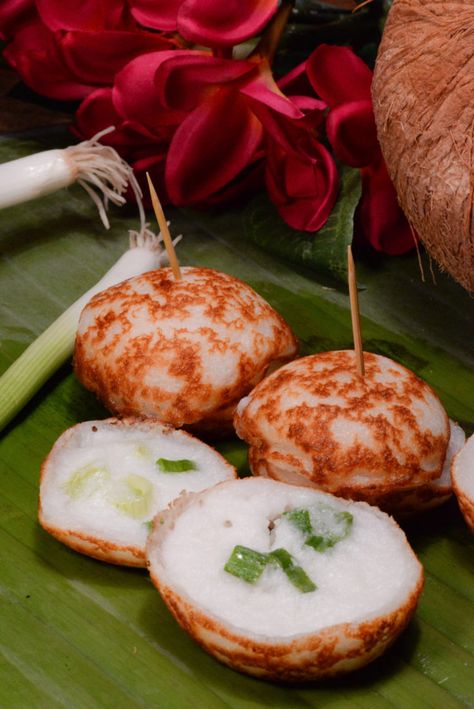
[146,172,182,281]
[347,245,365,378]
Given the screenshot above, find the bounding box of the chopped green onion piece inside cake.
[112,474,153,518]
[143,520,154,533]
[134,443,152,460]
[283,508,312,535]
[63,463,110,499]
[224,545,269,583]
[269,548,317,593]
[284,504,353,552]
[224,545,316,593]
[156,458,198,473]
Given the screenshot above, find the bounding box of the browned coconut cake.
[234,351,453,509]
[147,477,424,681]
[370,419,465,516]
[39,418,236,566]
[451,432,474,532]
[74,267,297,434]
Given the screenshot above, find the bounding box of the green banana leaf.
[242,166,361,284]
[1,132,473,708]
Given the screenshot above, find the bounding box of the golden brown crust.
[38,516,146,567]
[249,448,452,516]
[74,267,298,432]
[235,351,449,498]
[151,576,423,681]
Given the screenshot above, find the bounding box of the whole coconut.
[372,0,474,291]
[74,267,298,434]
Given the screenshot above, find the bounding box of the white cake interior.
[40,420,235,548]
[453,433,474,497]
[434,420,466,488]
[154,478,421,637]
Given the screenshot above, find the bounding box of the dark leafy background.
[1,3,473,706]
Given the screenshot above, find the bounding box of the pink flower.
[130,0,279,48]
[76,48,337,229]
[0,0,176,100]
[306,44,415,255]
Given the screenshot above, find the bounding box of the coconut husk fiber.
[372,0,474,292]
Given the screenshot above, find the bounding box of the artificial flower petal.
[266,140,338,232]
[166,88,263,205]
[129,0,181,31]
[60,29,174,85]
[113,51,187,135]
[4,20,95,99]
[36,0,127,31]
[178,0,279,48]
[156,52,257,112]
[75,88,162,160]
[307,44,372,107]
[0,0,34,39]
[326,99,379,168]
[357,158,415,255]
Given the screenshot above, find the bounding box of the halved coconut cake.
[147,477,424,681]
[39,418,236,566]
[451,433,474,532]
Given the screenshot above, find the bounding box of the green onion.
[224,545,316,593]
[112,474,153,519]
[0,229,166,433]
[63,463,110,499]
[156,458,198,473]
[283,508,312,535]
[269,548,317,593]
[0,127,144,229]
[224,545,269,583]
[284,504,353,552]
[306,510,353,551]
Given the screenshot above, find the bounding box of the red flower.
[306,44,415,255]
[76,48,337,230]
[0,0,176,100]
[130,0,279,48]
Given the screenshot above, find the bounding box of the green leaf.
[156,458,198,473]
[242,165,361,283]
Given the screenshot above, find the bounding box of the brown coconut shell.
[146,480,424,682]
[372,0,474,292]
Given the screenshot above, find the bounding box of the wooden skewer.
[146,172,182,281]
[347,245,365,378]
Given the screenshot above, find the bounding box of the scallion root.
[65,126,145,230]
